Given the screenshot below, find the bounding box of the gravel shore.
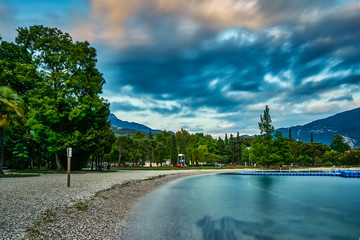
[0,169,228,239]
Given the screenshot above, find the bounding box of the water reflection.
[196,216,274,240]
[253,177,276,213]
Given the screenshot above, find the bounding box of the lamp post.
[247,147,251,166]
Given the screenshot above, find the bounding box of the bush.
[322,161,333,167]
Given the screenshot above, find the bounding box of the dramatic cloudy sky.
[1,0,360,136]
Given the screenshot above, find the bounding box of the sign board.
[67,147,72,157]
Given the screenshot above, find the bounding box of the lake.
[124,173,360,240]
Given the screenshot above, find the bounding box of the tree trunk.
[313,151,317,166]
[0,127,5,174]
[55,153,61,170]
[91,156,94,171]
[96,156,98,170]
[118,147,123,167]
[149,150,152,167]
[133,151,137,165]
[37,154,40,170]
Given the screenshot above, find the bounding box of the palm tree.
[0,86,24,174]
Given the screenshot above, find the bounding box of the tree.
[194,145,208,165]
[303,142,330,166]
[170,134,178,166]
[0,86,24,174]
[14,25,110,170]
[310,132,314,142]
[272,131,293,166]
[155,141,167,166]
[330,135,350,153]
[130,131,147,165]
[186,134,196,166]
[289,127,292,139]
[114,135,132,167]
[0,39,38,96]
[323,150,341,166]
[258,105,274,135]
[154,130,171,166]
[251,135,272,167]
[148,130,153,139]
[217,137,224,155]
[179,135,186,156]
[290,140,303,165]
[340,149,360,165]
[234,132,242,164]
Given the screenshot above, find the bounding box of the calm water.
[124,174,360,240]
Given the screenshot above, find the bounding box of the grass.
[75,202,88,211]
[26,210,57,239]
[0,174,40,178]
[10,169,66,174]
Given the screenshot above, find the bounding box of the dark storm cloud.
[110,101,143,112]
[150,106,182,115]
[96,0,360,133]
[108,33,276,112]
[107,3,360,116]
[329,95,353,102]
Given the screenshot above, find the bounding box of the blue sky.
[1,0,360,136]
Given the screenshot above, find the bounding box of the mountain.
[108,113,163,134]
[276,107,360,148]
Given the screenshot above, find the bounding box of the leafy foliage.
[258,105,274,135]
[330,135,350,153]
[1,26,114,170]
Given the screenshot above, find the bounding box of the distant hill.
[110,127,152,137]
[277,107,360,148]
[108,113,163,135]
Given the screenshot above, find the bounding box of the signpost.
[67,147,72,187]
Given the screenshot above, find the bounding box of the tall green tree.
[14,25,110,170]
[225,133,228,146]
[289,127,292,139]
[253,105,275,167]
[258,105,274,135]
[217,137,224,155]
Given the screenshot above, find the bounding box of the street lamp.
[247,147,251,166]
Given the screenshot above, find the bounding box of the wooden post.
[67,148,72,187]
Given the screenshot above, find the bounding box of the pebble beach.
[0,169,232,239]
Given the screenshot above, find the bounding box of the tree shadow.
[196,216,274,240]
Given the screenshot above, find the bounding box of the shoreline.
[28,172,206,239]
[1,170,228,239]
